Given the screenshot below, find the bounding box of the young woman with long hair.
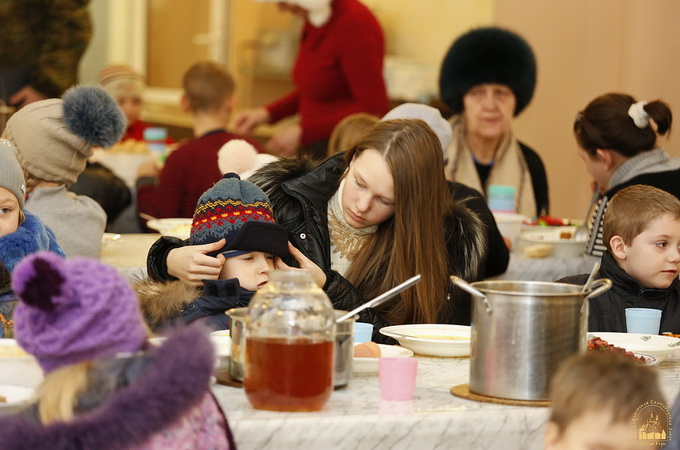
[147,119,487,339]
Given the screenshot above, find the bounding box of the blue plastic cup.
[353,322,374,343]
[625,308,662,335]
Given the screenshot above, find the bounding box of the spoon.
[335,274,421,323]
[581,260,601,293]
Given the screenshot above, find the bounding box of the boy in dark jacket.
[560,184,680,333]
[136,173,289,332]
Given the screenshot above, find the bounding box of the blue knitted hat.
[190,173,288,258]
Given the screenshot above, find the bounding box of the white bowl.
[518,231,586,258]
[493,213,527,247]
[149,332,231,369]
[380,324,471,357]
[352,344,413,375]
[146,218,193,239]
[0,384,35,413]
[0,340,43,388]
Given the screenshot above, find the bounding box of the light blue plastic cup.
[353,322,374,343]
[625,308,662,335]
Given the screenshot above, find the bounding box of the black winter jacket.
[559,251,680,333]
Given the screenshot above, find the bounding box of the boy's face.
[219,251,275,291]
[545,411,642,450]
[0,187,20,237]
[116,95,143,127]
[615,214,680,289]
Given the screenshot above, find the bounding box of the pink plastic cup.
[379,357,418,401]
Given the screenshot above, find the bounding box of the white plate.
[146,218,193,239]
[0,385,34,411]
[518,233,586,258]
[352,344,414,375]
[379,324,471,357]
[588,332,680,362]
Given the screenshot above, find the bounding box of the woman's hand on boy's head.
[275,242,327,288]
[167,239,226,286]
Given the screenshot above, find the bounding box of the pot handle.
[450,275,493,315]
[584,278,612,300]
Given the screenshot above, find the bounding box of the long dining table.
[211,351,680,450]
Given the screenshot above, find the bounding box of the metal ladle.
[335,274,421,322]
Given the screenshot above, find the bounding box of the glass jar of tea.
[244,270,335,412]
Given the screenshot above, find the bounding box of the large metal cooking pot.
[451,277,611,401]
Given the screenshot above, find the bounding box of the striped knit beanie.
[190,173,288,258]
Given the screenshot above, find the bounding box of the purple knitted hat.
[11,251,147,373]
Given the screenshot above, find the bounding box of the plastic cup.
[625,308,662,334]
[354,322,374,343]
[379,357,418,401]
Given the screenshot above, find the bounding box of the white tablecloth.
[212,353,680,450]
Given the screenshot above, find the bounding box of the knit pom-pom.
[11,252,65,312]
[218,139,258,176]
[62,85,127,148]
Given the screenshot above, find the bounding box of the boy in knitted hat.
[136,173,289,332]
[0,252,234,448]
[0,140,63,337]
[2,85,126,258]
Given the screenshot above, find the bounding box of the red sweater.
[137,130,263,218]
[266,0,389,146]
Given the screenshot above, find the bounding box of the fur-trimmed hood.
[0,325,229,450]
[134,277,201,328]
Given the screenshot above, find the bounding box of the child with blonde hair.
[561,184,680,333]
[0,252,235,449]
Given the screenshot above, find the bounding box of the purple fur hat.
[11,251,147,373]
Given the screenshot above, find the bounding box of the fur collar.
[134,278,200,327]
[0,325,219,450]
[0,212,63,272]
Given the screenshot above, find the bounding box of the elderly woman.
[439,27,549,218]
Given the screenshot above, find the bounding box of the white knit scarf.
[327,179,377,276]
[444,115,536,218]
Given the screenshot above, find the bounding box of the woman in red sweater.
[234,0,389,159]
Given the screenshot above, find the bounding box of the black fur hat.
[439,27,536,116]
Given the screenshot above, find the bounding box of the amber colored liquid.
[244,337,334,412]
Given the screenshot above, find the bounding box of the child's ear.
[543,421,561,449]
[179,94,191,113]
[609,235,627,259]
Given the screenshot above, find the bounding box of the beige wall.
[359,1,680,219]
[495,0,680,218]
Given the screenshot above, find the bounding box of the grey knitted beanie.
[3,85,126,186]
[0,139,26,208]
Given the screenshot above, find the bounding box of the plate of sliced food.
[352,342,413,375]
[146,218,193,239]
[587,333,680,363]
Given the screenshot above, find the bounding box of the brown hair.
[603,184,680,251]
[344,119,453,324]
[549,352,664,433]
[574,93,672,157]
[327,113,380,156]
[182,61,234,112]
